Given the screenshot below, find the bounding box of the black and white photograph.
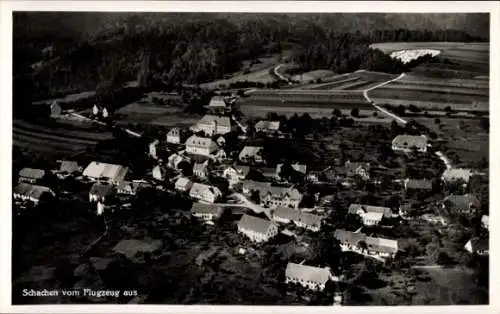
[3,1,498,311]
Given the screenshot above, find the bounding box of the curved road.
[362,73,452,170]
[273,64,293,85]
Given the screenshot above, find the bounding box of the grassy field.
[290,69,336,84]
[115,102,199,128]
[299,71,397,91]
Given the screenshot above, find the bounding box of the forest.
[13,13,489,103]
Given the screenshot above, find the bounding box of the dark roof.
[238,214,274,235]
[334,229,366,246]
[89,183,114,197]
[469,237,489,252]
[191,203,224,216]
[443,194,481,211]
[60,161,80,173]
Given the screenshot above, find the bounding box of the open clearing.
[298,71,397,91]
[115,102,198,128]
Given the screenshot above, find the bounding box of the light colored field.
[299,71,397,91]
[291,69,336,83]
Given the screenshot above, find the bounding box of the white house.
[193,160,209,179]
[189,183,222,203]
[186,135,218,156]
[191,202,224,221]
[392,135,427,153]
[237,214,278,243]
[13,183,54,205]
[334,229,399,259]
[89,183,114,203]
[175,177,192,193]
[348,204,393,226]
[166,128,186,144]
[194,115,232,136]
[223,165,250,188]
[83,161,128,184]
[285,263,331,291]
[238,146,264,164]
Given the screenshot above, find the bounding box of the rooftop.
[83,161,128,182]
[392,134,427,150]
[255,120,280,131]
[14,183,54,200]
[186,135,219,150]
[19,168,45,180]
[198,115,231,128]
[89,183,114,197]
[285,263,330,285]
[238,214,275,235]
[190,182,222,197]
[348,204,392,217]
[191,202,224,216]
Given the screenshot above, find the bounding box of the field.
[368,73,489,112]
[115,102,199,128]
[298,71,397,91]
[290,69,336,83]
[13,118,114,159]
[32,91,97,106]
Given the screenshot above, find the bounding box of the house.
[242,180,302,209]
[167,153,187,170]
[83,161,128,184]
[392,135,427,153]
[58,160,81,178]
[50,100,62,117]
[13,183,54,205]
[175,177,192,193]
[275,163,307,179]
[18,168,45,184]
[285,263,331,291]
[441,168,474,184]
[152,165,164,181]
[464,238,488,256]
[96,201,106,216]
[237,214,278,243]
[272,207,323,232]
[193,160,209,179]
[481,215,489,231]
[116,181,147,196]
[442,194,481,214]
[191,202,224,221]
[186,135,219,156]
[242,180,271,195]
[166,128,186,144]
[89,183,114,203]
[149,140,159,159]
[208,96,228,109]
[334,229,399,258]
[255,120,280,133]
[223,165,250,188]
[214,149,227,161]
[238,146,264,164]
[404,178,433,191]
[259,167,277,179]
[194,115,232,136]
[189,183,222,203]
[345,161,370,180]
[348,204,393,226]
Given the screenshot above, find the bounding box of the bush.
[333,108,342,117]
[434,118,441,124]
[350,108,360,118]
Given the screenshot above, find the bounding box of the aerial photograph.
[11,11,489,306]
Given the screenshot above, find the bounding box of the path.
[273,64,293,85]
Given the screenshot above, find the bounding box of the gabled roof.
[285,263,330,285]
[175,176,191,188]
[334,229,366,246]
[197,115,231,128]
[190,183,222,198]
[365,236,399,254]
[238,214,275,235]
[442,168,474,182]
[89,183,114,197]
[14,183,54,200]
[348,204,392,217]
[276,163,307,175]
[191,202,224,216]
[405,178,433,190]
[298,212,323,228]
[83,161,128,182]
[242,180,272,191]
[443,194,481,211]
[60,161,80,173]
[392,135,427,150]
[273,206,301,221]
[167,127,183,136]
[208,96,227,108]
[467,237,488,252]
[239,146,263,158]
[363,211,384,222]
[186,135,219,150]
[255,120,280,131]
[19,168,45,180]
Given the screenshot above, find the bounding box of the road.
[273,64,293,85]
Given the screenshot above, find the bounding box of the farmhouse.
[404,178,433,191]
[13,183,54,205]
[237,214,278,243]
[166,128,186,144]
[348,204,393,226]
[464,237,488,256]
[89,183,114,203]
[242,180,302,208]
[191,202,224,222]
[193,160,210,179]
[344,161,370,180]
[58,160,81,177]
[18,168,46,184]
[392,135,427,153]
[272,206,301,224]
[194,115,232,136]
[175,177,193,193]
[83,161,129,184]
[239,146,264,164]
[255,120,280,133]
[482,215,489,231]
[208,96,228,109]
[442,194,481,214]
[285,263,331,291]
[441,168,474,183]
[334,229,399,258]
[272,207,322,232]
[186,135,218,156]
[296,212,323,232]
[189,183,222,203]
[275,163,307,179]
[223,165,250,188]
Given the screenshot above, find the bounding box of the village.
[12,93,489,305]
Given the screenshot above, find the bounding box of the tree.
[333,108,342,117]
[350,108,360,118]
[249,190,260,204]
